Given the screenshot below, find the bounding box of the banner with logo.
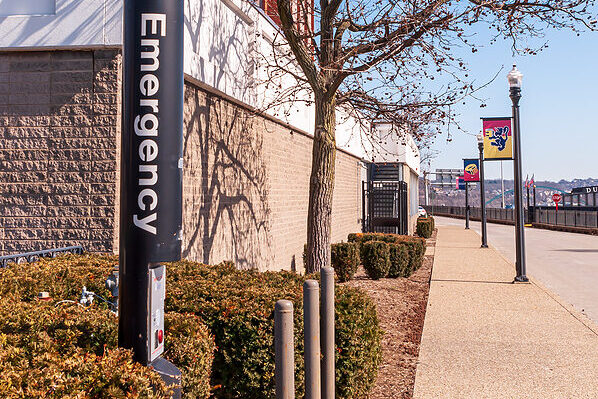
[463,159,480,182]
[482,117,513,160]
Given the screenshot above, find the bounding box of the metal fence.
[0,246,84,268]
[425,205,517,222]
[535,208,598,228]
[425,205,598,229]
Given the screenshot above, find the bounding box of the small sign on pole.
[552,193,562,211]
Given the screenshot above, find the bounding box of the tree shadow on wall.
[184,0,256,106]
[182,86,272,270]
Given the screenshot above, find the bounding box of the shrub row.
[166,259,382,399]
[0,296,213,398]
[1,254,382,399]
[331,242,360,282]
[416,216,435,238]
[348,233,426,280]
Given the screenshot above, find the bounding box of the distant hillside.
[419,177,598,207]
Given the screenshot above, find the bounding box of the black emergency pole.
[120,0,184,391]
[465,182,470,229]
[508,65,528,283]
[477,137,488,248]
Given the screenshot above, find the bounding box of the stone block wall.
[0,49,121,254]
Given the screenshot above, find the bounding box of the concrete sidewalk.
[413,226,598,398]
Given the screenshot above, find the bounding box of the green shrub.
[0,253,116,303]
[361,241,391,279]
[1,254,382,399]
[388,243,409,278]
[335,286,383,398]
[348,233,396,244]
[331,242,360,282]
[395,236,426,271]
[165,313,215,398]
[349,233,426,273]
[0,299,172,398]
[0,256,215,399]
[416,217,434,238]
[428,216,435,230]
[166,260,382,399]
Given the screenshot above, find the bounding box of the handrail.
[0,246,84,268]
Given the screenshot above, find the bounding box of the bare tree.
[274,0,596,273]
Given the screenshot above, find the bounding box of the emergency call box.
[148,265,166,363]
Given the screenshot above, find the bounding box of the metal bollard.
[320,267,335,399]
[304,280,321,399]
[275,300,295,399]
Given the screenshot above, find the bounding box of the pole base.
[480,244,488,248]
[150,357,182,399]
[513,275,530,284]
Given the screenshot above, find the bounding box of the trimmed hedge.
[388,243,409,278]
[2,254,382,399]
[0,299,172,398]
[0,255,213,398]
[164,312,215,398]
[416,217,435,238]
[331,242,360,282]
[0,296,215,398]
[395,237,426,273]
[166,259,382,399]
[348,232,427,276]
[361,241,391,279]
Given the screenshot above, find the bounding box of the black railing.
[363,181,408,235]
[0,246,84,268]
[425,205,598,229]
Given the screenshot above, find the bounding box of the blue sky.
[427,26,598,182]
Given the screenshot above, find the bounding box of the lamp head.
[477,133,484,144]
[507,64,523,89]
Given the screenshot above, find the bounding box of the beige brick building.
[0,0,419,271]
[0,49,364,271]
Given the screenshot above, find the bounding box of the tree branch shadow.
[182,83,272,270]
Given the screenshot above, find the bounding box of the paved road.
[433,216,598,323]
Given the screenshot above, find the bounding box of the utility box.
[148,265,166,363]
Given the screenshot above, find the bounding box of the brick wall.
[0,50,121,254]
[0,49,363,272]
[182,81,362,271]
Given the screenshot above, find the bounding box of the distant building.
[563,185,598,207]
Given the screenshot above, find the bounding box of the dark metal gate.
[362,180,408,235]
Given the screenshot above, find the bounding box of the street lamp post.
[508,65,529,283]
[465,181,470,229]
[477,134,488,248]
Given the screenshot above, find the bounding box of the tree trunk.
[306,94,336,273]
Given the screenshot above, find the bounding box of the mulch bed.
[342,230,436,398]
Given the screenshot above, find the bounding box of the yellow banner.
[482,118,513,160]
